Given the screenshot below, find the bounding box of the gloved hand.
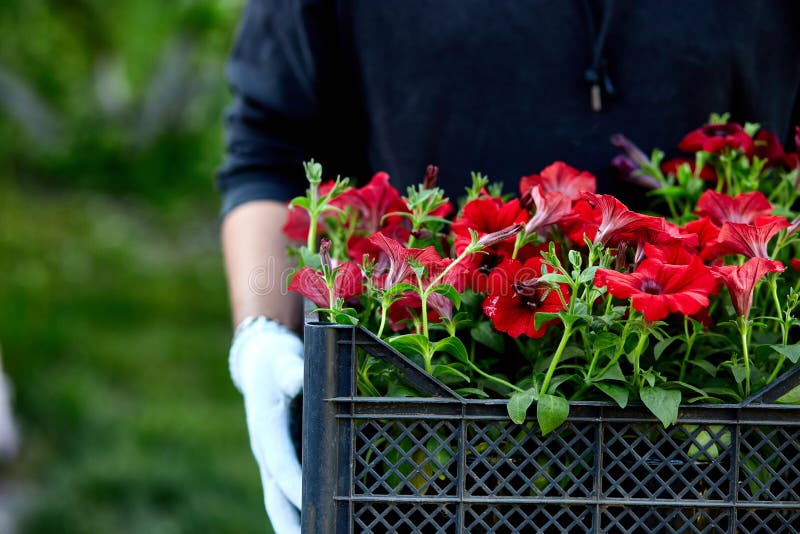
[229,316,303,534]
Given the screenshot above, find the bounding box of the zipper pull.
[591,84,602,112]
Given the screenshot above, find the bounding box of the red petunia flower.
[482,257,569,339]
[452,197,529,238]
[642,242,696,265]
[661,158,716,181]
[451,198,529,291]
[678,122,754,155]
[754,129,792,168]
[683,217,724,262]
[387,256,469,331]
[524,186,572,235]
[519,161,597,200]
[695,190,773,226]
[594,257,717,322]
[367,232,441,289]
[716,216,789,259]
[711,258,785,319]
[339,171,409,234]
[288,262,364,308]
[557,199,601,244]
[791,258,800,271]
[579,193,665,247]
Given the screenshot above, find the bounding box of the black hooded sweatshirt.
[217,0,800,214]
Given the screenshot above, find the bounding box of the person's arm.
[221,200,302,330]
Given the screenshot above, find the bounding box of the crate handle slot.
[354,326,464,401]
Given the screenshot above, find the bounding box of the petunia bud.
[787,215,800,238]
[611,133,649,167]
[477,223,524,248]
[612,155,661,190]
[423,164,439,189]
[795,126,800,153]
[320,237,333,274]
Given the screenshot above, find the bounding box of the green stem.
[307,185,319,253]
[511,232,525,260]
[678,316,696,383]
[737,316,751,397]
[467,360,523,393]
[769,274,787,340]
[631,326,650,388]
[539,322,573,396]
[376,299,389,338]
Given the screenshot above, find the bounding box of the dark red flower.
[716,216,789,259]
[367,232,441,289]
[661,158,716,181]
[642,242,696,265]
[695,190,773,226]
[524,186,572,234]
[791,258,800,271]
[386,256,469,330]
[594,257,716,322]
[339,171,409,234]
[288,262,364,308]
[482,257,569,339]
[683,217,724,262]
[452,198,529,291]
[557,199,601,244]
[711,258,785,319]
[519,161,597,200]
[678,122,754,155]
[579,193,665,246]
[754,129,792,168]
[452,197,529,238]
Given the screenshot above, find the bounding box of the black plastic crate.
[301,322,800,533]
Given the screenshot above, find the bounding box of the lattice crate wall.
[301,322,800,534]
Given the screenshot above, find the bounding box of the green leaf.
[537,393,569,435]
[653,336,681,361]
[431,284,461,308]
[568,249,582,269]
[689,359,718,377]
[534,312,561,330]
[731,363,747,384]
[431,363,470,383]
[537,273,571,285]
[776,384,800,405]
[594,382,629,408]
[434,336,469,363]
[289,196,311,210]
[387,334,432,358]
[595,363,625,382]
[298,247,322,269]
[640,386,681,428]
[507,388,537,424]
[592,332,619,352]
[769,344,800,364]
[384,282,418,297]
[576,266,599,285]
[470,321,505,353]
[455,387,490,399]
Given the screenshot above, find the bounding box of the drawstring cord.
[581,0,616,111]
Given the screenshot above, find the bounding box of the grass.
[0,180,272,533]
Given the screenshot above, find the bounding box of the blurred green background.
[0,1,272,532]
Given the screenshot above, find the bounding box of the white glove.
[230,316,304,534]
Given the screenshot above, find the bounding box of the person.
[218,1,800,532]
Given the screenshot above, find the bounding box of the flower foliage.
[285,115,800,433]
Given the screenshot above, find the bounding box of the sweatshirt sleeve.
[217,0,325,216]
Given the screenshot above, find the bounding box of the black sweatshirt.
[217,0,800,215]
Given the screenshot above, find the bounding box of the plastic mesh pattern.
[302,324,800,533]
